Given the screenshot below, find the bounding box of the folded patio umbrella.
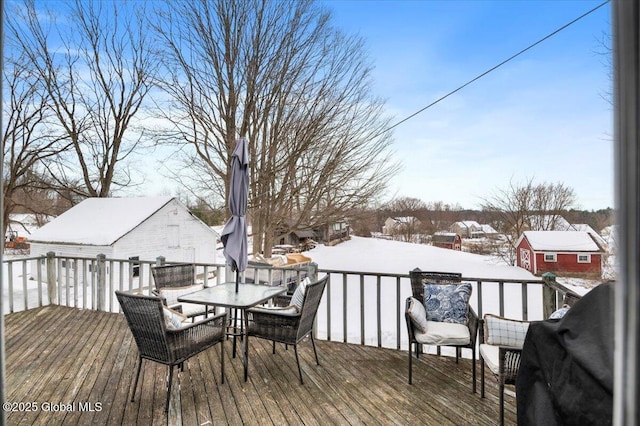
[221,137,249,292]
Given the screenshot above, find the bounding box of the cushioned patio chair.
[479,314,529,426]
[405,268,479,392]
[116,290,227,412]
[151,264,213,320]
[246,275,328,384]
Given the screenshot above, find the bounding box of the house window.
[577,254,591,263]
[544,253,557,262]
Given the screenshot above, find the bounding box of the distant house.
[315,219,350,244]
[279,229,317,247]
[450,221,498,239]
[432,232,462,251]
[276,219,350,248]
[383,216,421,235]
[450,221,481,238]
[29,196,218,281]
[514,231,603,277]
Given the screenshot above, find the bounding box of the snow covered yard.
[307,236,547,350]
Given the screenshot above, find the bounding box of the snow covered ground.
[305,236,547,350]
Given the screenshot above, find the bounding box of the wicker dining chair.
[479,314,530,426]
[406,268,479,392]
[246,275,328,384]
[151,264,213,320]
[115,290,227,412]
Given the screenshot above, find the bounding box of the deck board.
[5,306,517,425]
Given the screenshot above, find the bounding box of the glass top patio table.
[177,282,287,309]
[178,282,287,381]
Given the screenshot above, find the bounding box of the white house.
[28,196,219,271]
[450,221,499,239]
[383,216,421,235]
[450,221,481,238]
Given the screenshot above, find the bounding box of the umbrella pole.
[235,269,239,293]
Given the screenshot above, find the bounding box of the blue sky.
[323,0,613,210]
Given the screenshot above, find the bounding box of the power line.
[374,0,610,139]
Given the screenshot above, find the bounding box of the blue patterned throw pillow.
[423,283,472,324]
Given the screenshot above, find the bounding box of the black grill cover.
[516,281,614,425]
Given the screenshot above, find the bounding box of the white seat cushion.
[480,343,500,375]
[414,321,470,345]
[249,305,299,316]
[174,302,210,318]
[159,284,204,306]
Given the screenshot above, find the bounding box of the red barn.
[432,232,462,250]
[514,231,603,277]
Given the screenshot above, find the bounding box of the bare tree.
[482,177,576,264]
[383,197,427,242]
[151,0,399,256]
[1,52,71,245]
[6,0,159,202]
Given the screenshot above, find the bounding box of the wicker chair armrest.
[169,311,228,332]
[404,297,418,342]
[248,308,301,323]
[167,311,227,361]
[247,310,302,335]
[467,307,479,346]
[498,346,523,384]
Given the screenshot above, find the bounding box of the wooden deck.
[5,306,517,425]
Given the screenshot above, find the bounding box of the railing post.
[542,272,557,318]
[308,262,318,281]
[156,256,165,266]
[96,254,106,311]
[46,252,57,305]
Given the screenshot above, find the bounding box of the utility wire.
[374,0,610,139]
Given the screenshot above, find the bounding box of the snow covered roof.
[479,224,498,234]
[517,231,602,252]
[29,196,175,246]
[454,220,480,229]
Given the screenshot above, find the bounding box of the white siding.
[113,199,217,264]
